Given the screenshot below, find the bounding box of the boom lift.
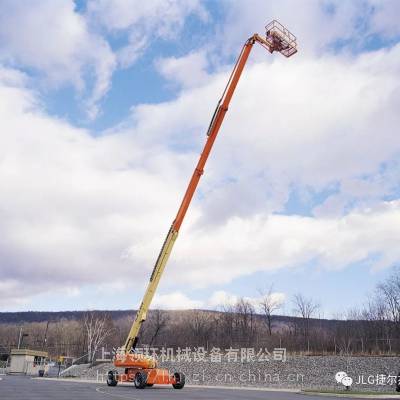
[107,20,297,389]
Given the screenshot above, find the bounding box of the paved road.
[0,375,393,400]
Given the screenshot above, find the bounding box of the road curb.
[301,391,400,398]
[33,377,108,384]
[186,384,300,392]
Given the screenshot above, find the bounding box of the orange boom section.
[173,21,297,231]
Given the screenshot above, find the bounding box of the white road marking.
[95,386,140,399]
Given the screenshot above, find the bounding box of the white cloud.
[146,43,400,224]
[0,0,116,119]
[149,290,286,311]
[0,64,191,307]
[65,287,81,298]
[217,0,361,57]
[156,51,210,89]
[207,290,285,311]
[368,0,400,38]
[152,291,203,309]
[217,0,400,59]
[169,202,400,288]
[208,290,238,308]
[0,0,209,118]
[1,2,400,311]
[0,280,35,309]
[87,0,208,68]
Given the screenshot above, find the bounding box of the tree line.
[0,267,399,361]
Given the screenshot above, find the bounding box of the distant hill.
[0,310,136,324]
[0,309,341,328]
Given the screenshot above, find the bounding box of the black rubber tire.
[106,370,118,387]
[134,371,147,389]
[172,372,185,389]
[396,372,400,392]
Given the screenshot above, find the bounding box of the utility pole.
[42,321,50,350]
[17,327,22,349]
[17,327,29,349]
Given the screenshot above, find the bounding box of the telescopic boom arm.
[122,20,297,354]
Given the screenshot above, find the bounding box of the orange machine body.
[113,353,178,385]
[119,368,176,385]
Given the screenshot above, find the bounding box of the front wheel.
[106,370,118,387]
[134,371,148,389]
[172,372,185,389]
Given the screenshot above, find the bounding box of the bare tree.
[293,293,320,320]
[186,311,212,347]
[258,284,283,336]
[292,293,320,346]
[148,310,169,346]
[234,298,256,345]
[83,312,114,363]
[377,268,400,324]
[219,304,236,347]
[333,310,361,356]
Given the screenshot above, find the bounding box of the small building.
[9,349,48,375]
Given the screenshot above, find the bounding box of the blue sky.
[0,0,400,318]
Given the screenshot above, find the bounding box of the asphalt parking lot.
[0,374,396,400]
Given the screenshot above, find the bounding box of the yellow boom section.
[123,227,178,353]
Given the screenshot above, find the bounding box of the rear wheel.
[172,372,185,389]
[106,370,118,387]
[134,371,147,389]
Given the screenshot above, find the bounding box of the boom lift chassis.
[107,20,297,390]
